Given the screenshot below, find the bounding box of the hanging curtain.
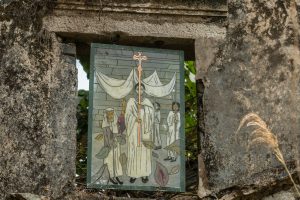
[95,70,134,99]
[96,69,176,99]
[134,70,176,98]
[143,71,163,86]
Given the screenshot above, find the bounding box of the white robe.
[154,110,161,146]
[125,98,154,178]
[102,110,123,177]
[166,111,180,158]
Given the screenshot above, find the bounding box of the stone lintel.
[55,0,228,17]
[44,1,226,59]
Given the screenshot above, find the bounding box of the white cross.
[133,52,147,67]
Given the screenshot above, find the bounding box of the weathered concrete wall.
[2,0,300,199]
[199,0,300,198]
[0,0,227,198]
[0,1,77,199]
[195,36,225,80]
[47,0,227,39]
[43,0,227,60]
[262,190,296,200]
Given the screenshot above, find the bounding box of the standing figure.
[153,102,162,150]
[125,83,154,183]
[165,102,181,162]
[102,108,123,184]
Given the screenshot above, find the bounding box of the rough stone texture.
[195,36,225,80]
[201,0,300,197]
[43,0,227,60]
[0,1,77,199]
[44,11,225,39]
[1,0,300,199]
[45,0,226,39]
[262,190,296,200]
[6,193,49,200]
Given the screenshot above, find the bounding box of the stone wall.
[1,0,300,199]
[198,0,300,198]
[43,0,227,60]
[0,1,77,199]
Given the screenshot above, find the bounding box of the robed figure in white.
[153,102,162,150]
[165,102,180,162]
[125,84,154,183]
[102,108,123,184]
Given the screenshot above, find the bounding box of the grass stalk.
[236,113,300,197]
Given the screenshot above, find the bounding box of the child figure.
[153,102,162,150]
[165,102,180,162]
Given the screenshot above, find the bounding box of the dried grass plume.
[236,113,300,197]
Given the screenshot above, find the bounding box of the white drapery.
[96,69,176,99]
[96,70,134,99]
[133,70,176,98]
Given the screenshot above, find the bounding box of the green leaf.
[95,146,111,159]
[169,165,180,175]
[94,134,104,141]
[142,140,155,149]
[164,139,180,155]
[154,161,169,187]
[119,153,127,167]
[185,61,196,74]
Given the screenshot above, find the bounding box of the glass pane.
[87,43,185,192]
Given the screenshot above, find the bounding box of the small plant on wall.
[236,113,300,197]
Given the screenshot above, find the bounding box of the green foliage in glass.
[76,89,89,182]
[184,61,198,161]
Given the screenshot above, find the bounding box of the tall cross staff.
[133,52,147,147]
